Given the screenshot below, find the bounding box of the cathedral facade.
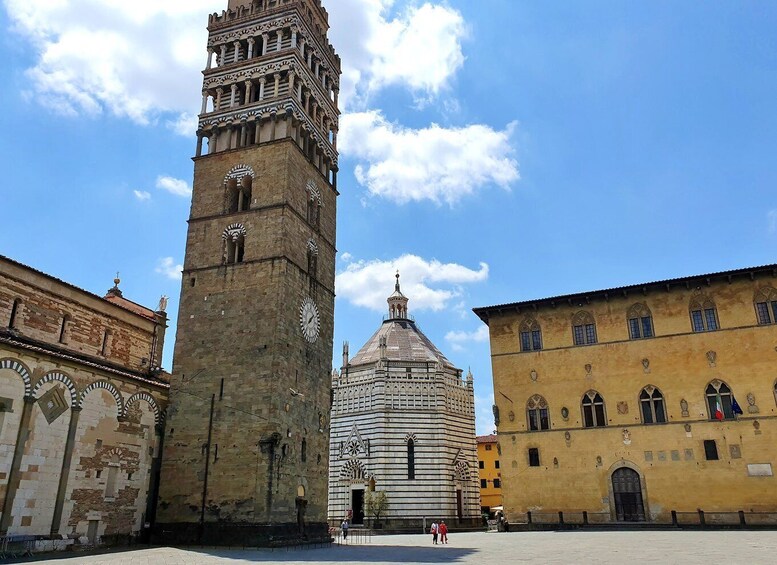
[329,276,480,528]
[156,0,340,545]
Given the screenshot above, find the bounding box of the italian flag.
[715,399,724,420]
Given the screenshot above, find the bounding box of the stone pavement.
[15,531,777,564]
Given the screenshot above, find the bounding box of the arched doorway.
[611,467,645,522]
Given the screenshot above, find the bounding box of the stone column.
[287,72,296,99]
[49,406,82,536]
[304,92,311,114]
[0,396,35,533]
[333,88,339,108]
[206,48,214,70]
[210,127,219,154]
[332,127,338,150]
[262,34,269,56]
[307,51,313,68]
[273,73,280,98]
[233,41,241,63]
[220,44,227,66]
[311,102,318,125]
[245,80,254,105]
[270,112,277,141]
[201,91,209,114]
[230,84,238,107]
[240,119,248,147]
[291,28,298,48]
[215,87,224,110]
[247,37,255,59]
[258,78,266,101]
[254,118,263,144]
[276,30,283,51]
[314,61,320,79]
[195,130,204,157]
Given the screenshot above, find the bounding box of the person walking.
[430,521,438,544]
[439,520,448,544]
[341,519,349,541]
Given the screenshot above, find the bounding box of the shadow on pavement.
[198,544,478,563]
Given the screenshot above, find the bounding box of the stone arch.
[223,164,255,185]
[403,432,418,443]
[0,358,32,397]
[124,392,161,424]
[79,380,124,415]
[454,460,470,482]
[33,371,77,405]
[340,459,367,482]
[606,459,650,521]
[222,223,247,241]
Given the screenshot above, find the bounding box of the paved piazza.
[19,531,777,564]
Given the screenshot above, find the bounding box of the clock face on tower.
[300,297,320,343]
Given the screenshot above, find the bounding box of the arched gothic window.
[307,239,318,297]
[582,390,606,427]
[627,303,654,339]
[689,293,719,332]
[572,311,597,346]
[754,287,777,325]
[706,380,734,420]
[407,438,415,479]
[519,318,542,352]
[526,394,550,431]
[640,386,666,424]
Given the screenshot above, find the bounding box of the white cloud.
[156,176,191,197]
[340,252,353,263]
[133,190,151,201]
[155,257,182,280]
[326,1,467,110]
[769,209,777,233]
[340,111,519,205]
[336,253,488,313]
[446,326,489,344]
[3,0,216,131]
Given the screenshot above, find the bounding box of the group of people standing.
[429,520,448,544]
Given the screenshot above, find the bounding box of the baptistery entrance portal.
[611,467,646,522]
[351,488,365,525]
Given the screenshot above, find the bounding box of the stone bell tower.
[156,0,340,545]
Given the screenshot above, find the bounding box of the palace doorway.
[611,467,645,522]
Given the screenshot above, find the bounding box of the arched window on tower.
[754,287,777,325]
[306,182,321,230]
[582,390,607,427]
[519,318,542,352]
[226,175,252,213]
[689,293,719,332]
[572,311,597,346]
[639,386,666,424]
[627,303,654,339]
[407,438,415,479]
[223,224,247,265]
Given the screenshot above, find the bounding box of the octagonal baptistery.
[328,274,480,529]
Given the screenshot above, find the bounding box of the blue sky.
[1,0,776,435]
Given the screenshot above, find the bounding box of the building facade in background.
[474,265,777,524]
[156,0,341,545]
[476,435,502,516]
[0,255,169,546]
[329,276,480,528]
